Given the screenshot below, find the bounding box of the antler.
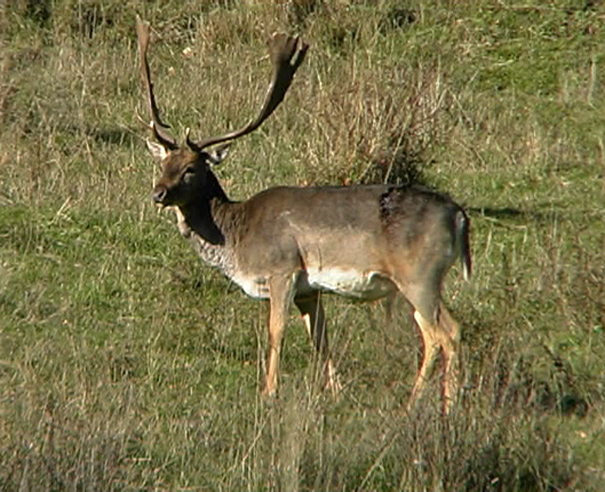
[136,16,178,150]
[187,32,309,152]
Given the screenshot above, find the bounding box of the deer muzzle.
[152,185,168,205]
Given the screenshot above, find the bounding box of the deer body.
[172,179,467,303]
[136,18,471,411]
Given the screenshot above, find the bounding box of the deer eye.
[182,166,197,184]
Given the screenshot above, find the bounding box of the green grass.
[1,0,605,490]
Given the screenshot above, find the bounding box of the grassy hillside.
[1,0,604,489]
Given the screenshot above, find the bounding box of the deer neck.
[174,179,239,273]
[179,198,227,246]
[179,171,234,243]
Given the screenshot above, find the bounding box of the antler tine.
[136,16,178,150]
[189,32,309,152]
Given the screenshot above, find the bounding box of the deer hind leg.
[408,303,461,413]
[437,302,461,408]
[408,309,442,408]
[398,270,461,411]
[294,293,340,394]
[263,276,295,398]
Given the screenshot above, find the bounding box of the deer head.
[135,17,308,208]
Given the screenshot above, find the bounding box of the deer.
[136,17,471,412]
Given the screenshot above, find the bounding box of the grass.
[1,0,604,490]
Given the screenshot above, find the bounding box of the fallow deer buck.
[136,18,471,411]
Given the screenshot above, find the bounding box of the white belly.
[306,268,395,300]
[227,268,394,301]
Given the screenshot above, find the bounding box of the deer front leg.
[262,276,295,398]
[295,293,340,394]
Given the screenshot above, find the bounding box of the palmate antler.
[135,16,308,152]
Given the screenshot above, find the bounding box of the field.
[1,1,604,490]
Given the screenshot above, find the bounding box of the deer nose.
[153,186,167,204]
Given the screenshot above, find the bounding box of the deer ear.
[207,143,231,166]
[146,139,168,161]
